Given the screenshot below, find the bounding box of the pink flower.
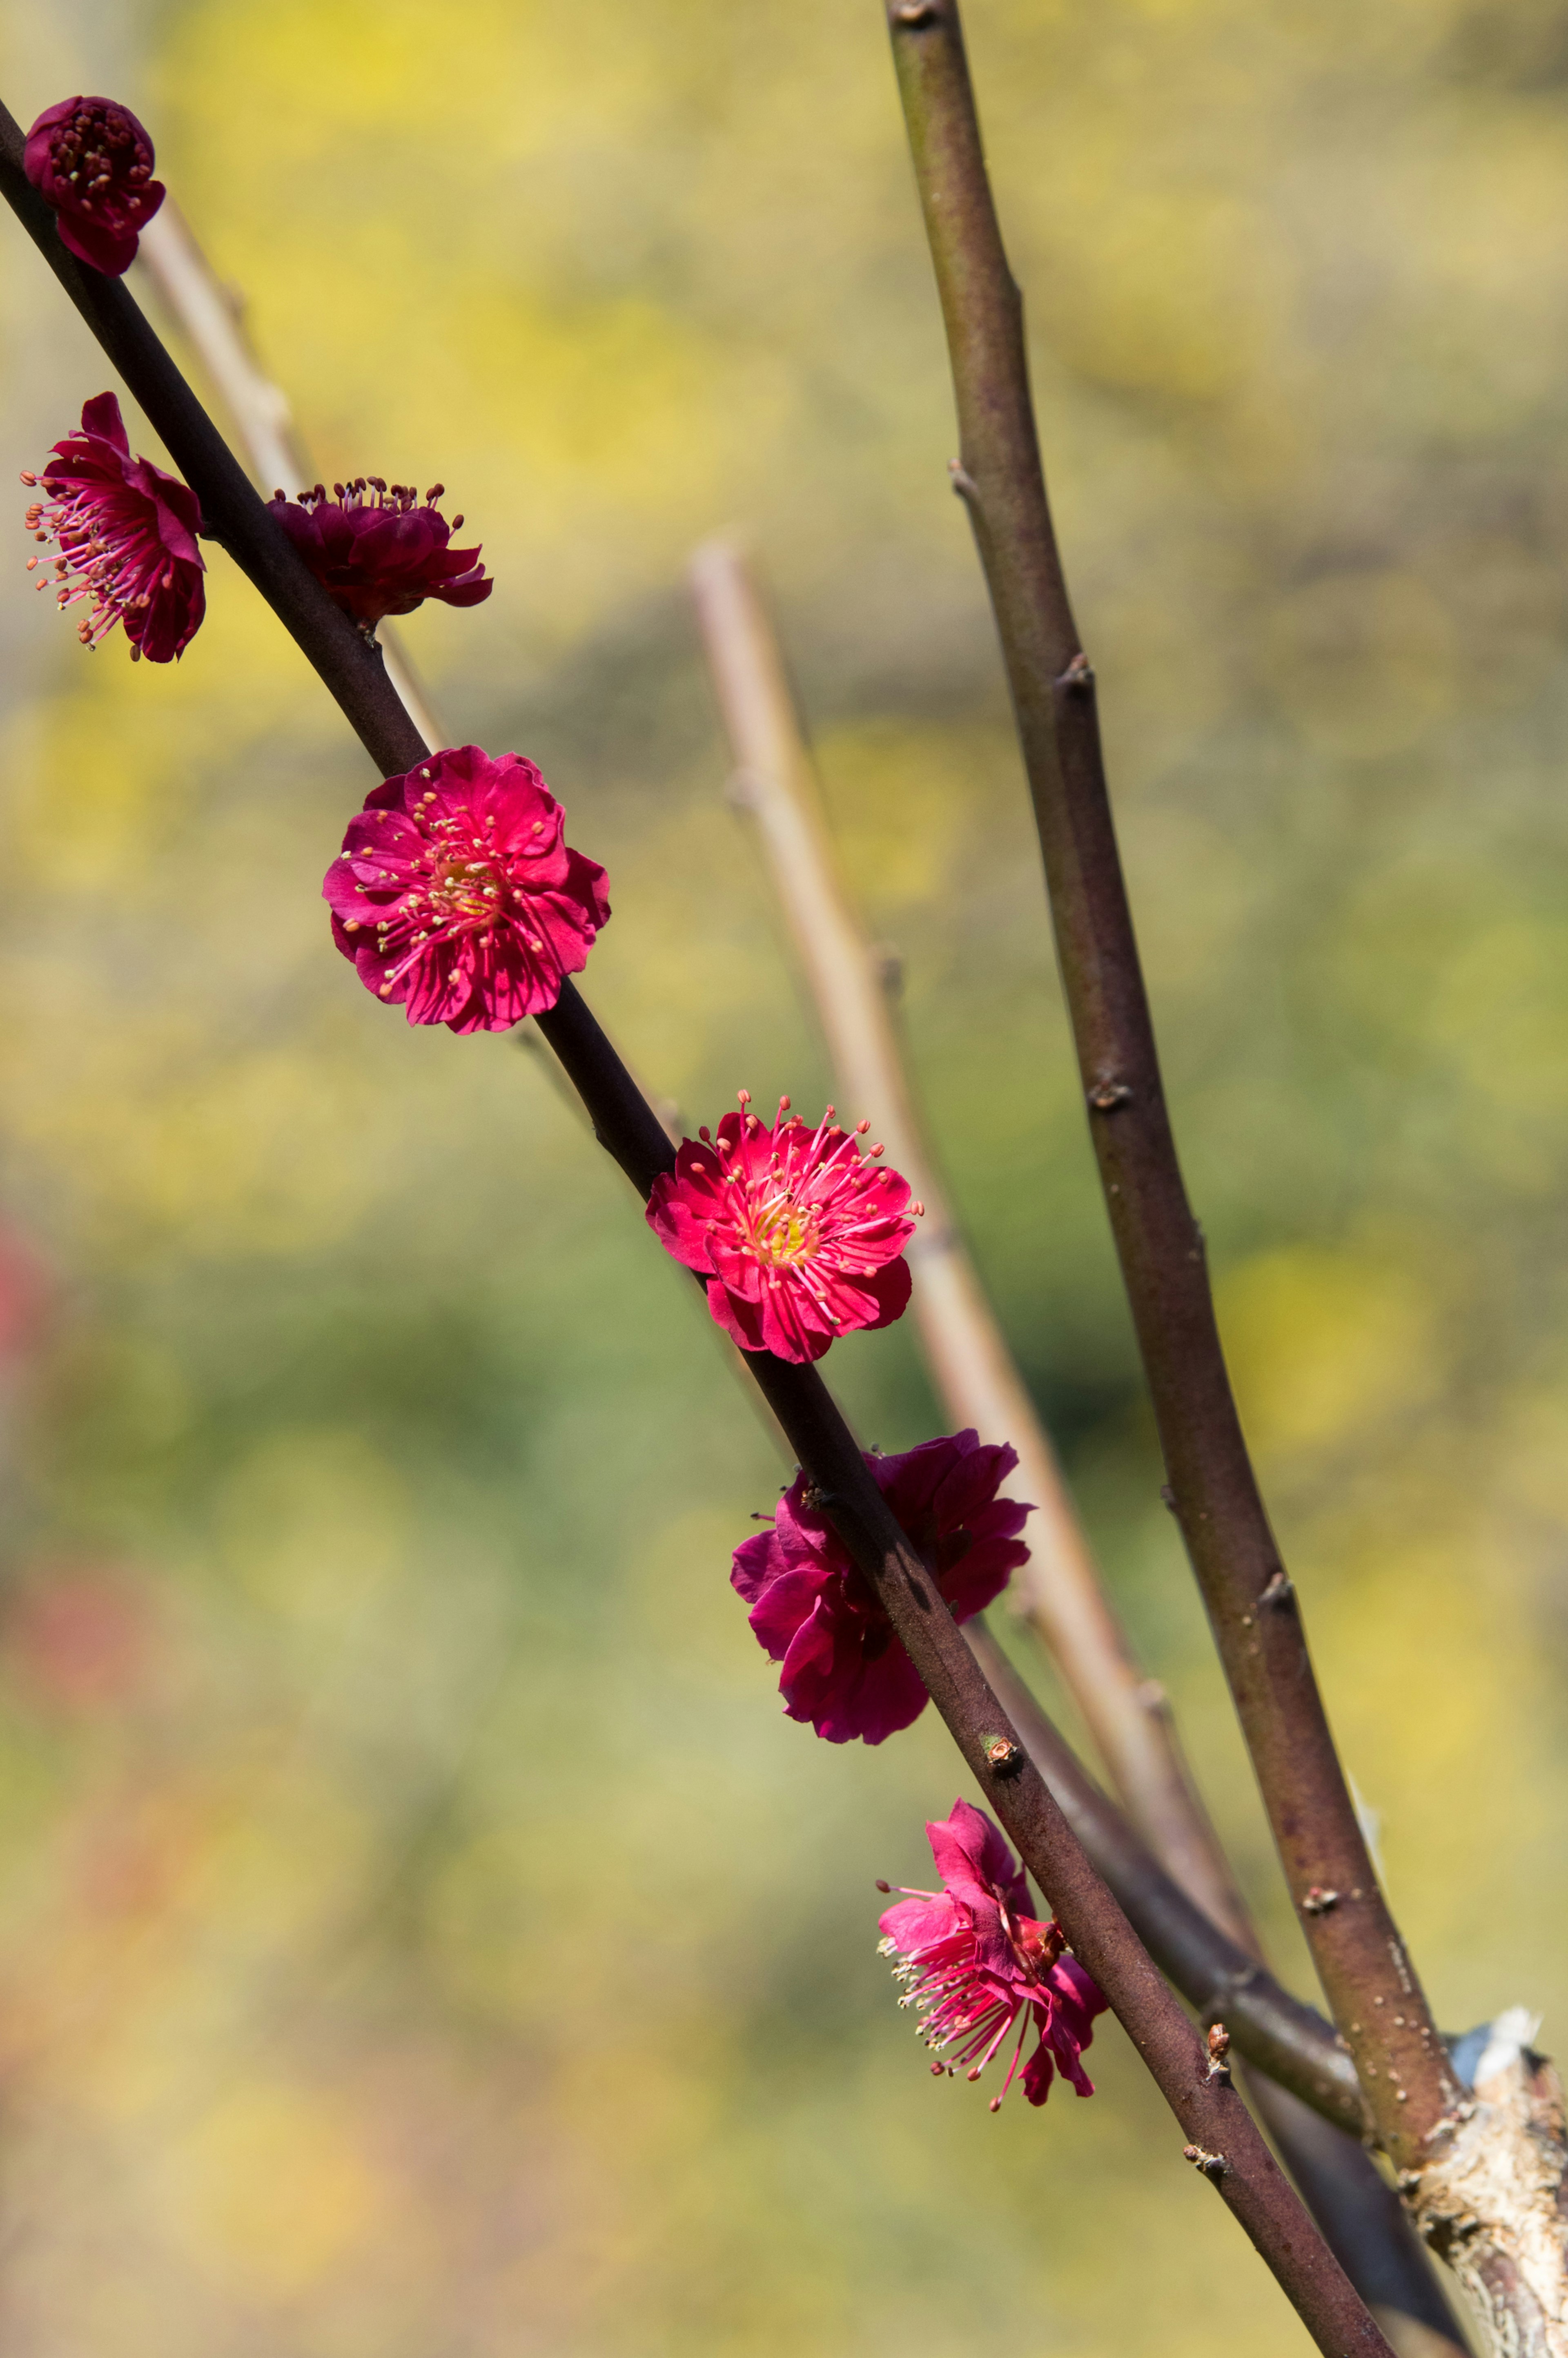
[20,392,205,661]
[646,1095,919,1362]
[324,744,609,1033]
[267,480,492,629]
[879,1799,1107,2110]
[24,96,165,275]
[732,1429,1032,1743]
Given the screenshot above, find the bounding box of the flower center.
[428,853,502,927]
[747,1192,820,1269]
[48,103,153,207]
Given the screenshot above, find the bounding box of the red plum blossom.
[731,1429,1031,1743]
[324,745,610,1033]
[267,479,491,629]
[24,97,165,275]
[21,392,205,660]
[646,1094,919,1362]
[879,1799,1106,2109]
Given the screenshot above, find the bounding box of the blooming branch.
[0,91,1399,2358]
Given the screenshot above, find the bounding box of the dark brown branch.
[881,0,1459,2173]
[965,1620,1363,2128]
[969,1626,1472,2356]
[0,114,1395,2358]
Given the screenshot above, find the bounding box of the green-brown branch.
[881,0,1458,2177]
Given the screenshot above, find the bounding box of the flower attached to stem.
[879,1799,1106,2109]
[324,744,609,1033]
[732,1429,1031,1742]
[23,96,165,275]
[20,392,205,661]
[647,1094,920,1361]
[267,480,492,631]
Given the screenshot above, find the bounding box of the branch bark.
[693,537,1468,2356]
[880,0,1458,2173]
[1,104,1399,2358]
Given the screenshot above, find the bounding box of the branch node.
[1183,2144,1229,2180]
[1302,1886,1341,1918]
[893,0,941,21]
[981,1731,1026,1779]
[1259,1569,1296,1610]
[947,457,979,503]
[1056,648,1095,691]
[870,941,904,996]
[1206,2023,1233,2085]
[1087,1075,1132,1114]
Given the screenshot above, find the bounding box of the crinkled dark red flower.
[731,1429,1032,1743]
[324,744,609,1033]
[24,97,165,276]
[267,479,492,629]
[21,392,205,661]
[646,1095,919,1362]
[879,1799,1106,2110]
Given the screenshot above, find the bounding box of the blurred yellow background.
[0,1,1566,2351]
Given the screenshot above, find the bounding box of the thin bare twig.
[694,540,1466,2356]
[0,110,1396,2358]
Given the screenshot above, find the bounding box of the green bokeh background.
[0,2,1565,2350]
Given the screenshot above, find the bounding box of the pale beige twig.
[136,198,443,753]
[689,537,1244,1926]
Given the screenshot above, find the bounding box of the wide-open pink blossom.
[646,1095,918,1361]
[24,98,165,275]
[267,480,491,629]
[324,744,609,1033]
[731,1429,1031,1743]
[879,1799,1106,2110]
[21,392,205,661]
